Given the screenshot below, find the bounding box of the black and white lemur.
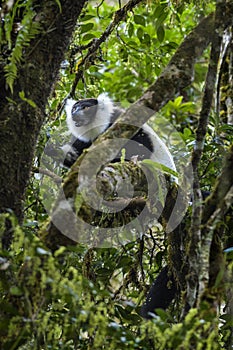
[62,92,178,318]
[62,93,177,171]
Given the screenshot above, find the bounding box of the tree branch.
[32,167,62,185]
[182,0,233,313]
[184,2,224,312]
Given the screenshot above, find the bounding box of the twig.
[70,0,144,96]
[32,166,62,184]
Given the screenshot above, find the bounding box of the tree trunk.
[0,0,87,247]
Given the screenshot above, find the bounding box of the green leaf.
[126,88,142,100]
[154,4,168,19]
[134,14,145,26]
[82,33,96,42]
[19,91,37,108]
[81,14,95,21]
[96,268,112,277]
[10,286,23,296]
[155,9,169,28]
[127,313,141,324]
[137,27,144,41]
[126,40,138,48]
[183,127,193,139]
[157,25,165,42]
[173,96,183,107]
[54,0,62,12]
[128,22,134,37]
[142,33,151,45]
[177,4,185,14]
[80,22,94,34]
[117,256,132,268]
[141,159,178,179]
[162,42,179,50]
[115,305,132,320]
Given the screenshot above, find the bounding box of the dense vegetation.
[0,0,233,349]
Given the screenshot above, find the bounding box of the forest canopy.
[0,0,233,349]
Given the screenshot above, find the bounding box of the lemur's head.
[70,98,98,127]
[65,93,115,141]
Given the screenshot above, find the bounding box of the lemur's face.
[71,98,98,127]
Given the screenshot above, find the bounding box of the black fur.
[140,266,177,318]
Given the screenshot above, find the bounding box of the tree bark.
[0,0,87,247]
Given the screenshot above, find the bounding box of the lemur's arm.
[62,137,91,168]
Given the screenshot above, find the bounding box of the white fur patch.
[65,93,114,142]
[142,124,176,171]
[65,98,77,136]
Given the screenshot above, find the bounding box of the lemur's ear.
[97,93,115,116]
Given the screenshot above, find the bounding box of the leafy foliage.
[51,1,214,104]
[0,216,226,349]
[1,0,41,92]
